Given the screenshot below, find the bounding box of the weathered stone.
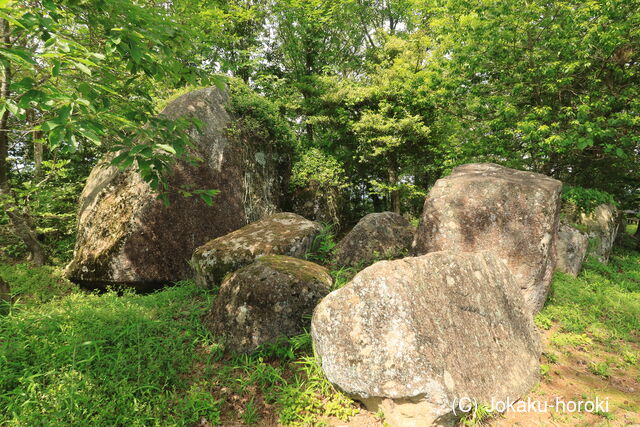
[291,182,344,227]
[334,212,414,268]
[206,255,332,353]
[578,204,621,263]
[311,251,541,427]
[192,212,321,288]
[412,163,562,314]
[66,86,290,289]
[555,223,589,276]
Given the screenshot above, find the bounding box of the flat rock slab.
[192,212,321,288]
[206,255,332,353]
[412,163,562,314]
[312,251,541,426]
[334,212,414,268]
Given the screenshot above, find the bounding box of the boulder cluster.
[64,86,623,426]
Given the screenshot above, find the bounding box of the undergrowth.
[1,240,638,426]
[0,275,357,426]
[536,250,640,343]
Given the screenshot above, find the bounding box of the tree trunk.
[0,19,48,266]
[0,189,48,266]
[388,153,401,214]
[28,109,44,178]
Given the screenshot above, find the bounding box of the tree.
[428,0,640,203]
[0,0,208,265]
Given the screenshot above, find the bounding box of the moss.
[257,255,331,285]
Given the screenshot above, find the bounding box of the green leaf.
[130,44,142,63]
[200,192,213,206]
[77,127,101,145]
[75,62,91,75]
[156,144,176,155]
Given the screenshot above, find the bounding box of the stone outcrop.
[333,212,414,268]
[412,163,562,313]
[578,204,620,263]
[191,213,321,288]
[555,223,589,276]
[311,251,541,426]
[206,255,332,353]
[66,86,290,289]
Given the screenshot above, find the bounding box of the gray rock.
[579,204,620,263]
[291,182,344,227]
[191,212,321,288]
[311,251,541,426]
[206,255,332,353]
[334,212,414,268]
[66,86,290,289]
[412,163,562,314]
[555,223,589,276]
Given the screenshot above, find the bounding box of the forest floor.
[0,230,638,426]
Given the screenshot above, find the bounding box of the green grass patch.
[0,263,79,306]
[0,265,357,426]
[539,249,640,342]
[1,243,638,426]
[0,282,216,426]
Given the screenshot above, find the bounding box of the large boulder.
[412,163,562,314]
[66,86,290,289]
[191,213,321,288]
[578,204,620,263]
[205,255,332,353]
[333,212,414,268]
[311,251,541,427]
[555,223,589,276]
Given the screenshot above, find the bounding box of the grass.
[537,249,640,343]
[0,275,357,426]
[0,230,638,426]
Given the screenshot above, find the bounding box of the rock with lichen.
[412,163,562,314]
[578,204,621,264]
[205,255,332,353]
[191,212,321,288]
[311,251,541,427]
[334,212,414,268]
[555,223,589,276]
[66,85,290,290]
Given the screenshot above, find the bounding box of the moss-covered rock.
[205,255,332,353]
[191,212,321,288]
[578,204,621,263]
[66,84,291,290]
